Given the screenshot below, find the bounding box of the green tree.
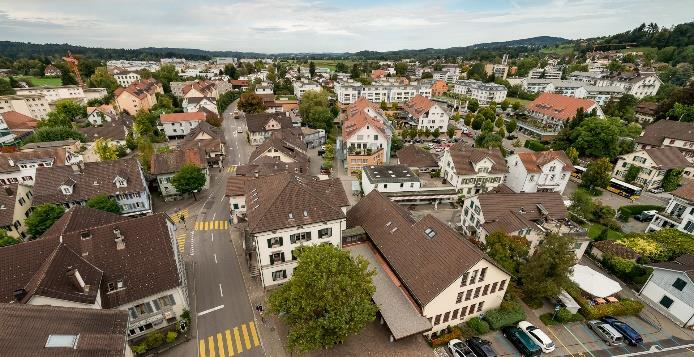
[666,103,694,122]
[390,102,398,111]
[519,234,576,301]
[467,98,480,113]
[0,78,15,95]
[394,62,408,76]
[447,126,455,139]
[223,64,238,79]
[624,165,641,183]
[0,230,19,247]
[569,189,596,221]
[570,117,623,159]
[88,67,118,93]
[565,147,579,165]
[217,90,240,114]
[390,134,403,155]
[432,128,441,139]
[485,232,530,275]
[152,64,181,93]
[137,137,154,171]
[494,117,504,129]
[466,63,487,81]
[451,113,461,122]
[171,164,207,200]
[61,70,78,85]
[512,101,521,111]
[607,60,625,74]
[25,126,85,143]
[95,138,119,161]
[268,244,377,352]
[308,61,316,78]
[39,99,86,128]
[662,168,683,191]
[335,62,348,73]
[481,119,494,133]
[238,92,266,114]
[505,119,517,134]
[25,204,65,237]
[471,116,484,130]
[581,158,613,192]
[86,194,122,214]
[380,100,387,110]
[500,99,510,111]
[133,110,159,138]
[464,113,474,126]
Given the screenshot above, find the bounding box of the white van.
[517,321,555,353]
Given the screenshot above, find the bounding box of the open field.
[285,59,358,71]
[539,44,575,56]
[506,96,531,106]
[16,76,62,86]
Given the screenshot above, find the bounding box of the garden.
[130,310,191,355]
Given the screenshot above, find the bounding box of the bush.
[602,254,653,286]
[467,317,490,334]
[430,326,463,347]
[143,331,165,350]
[166,331,178,344]
[524,140,547,151]
[539,309,583,326]
[567,286,644,320]
[483,300,526,330]
[131,343,147,354]
[617,205,664,221]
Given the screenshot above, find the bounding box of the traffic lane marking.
[546,324,575,357]
[562,324,596,357]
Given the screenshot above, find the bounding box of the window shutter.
[306,232,312,241]
[290,234,296,244]
[282,270,287,279]
[152,299,161,311]
[128,308,137,319]
[280,252,285,262]
[269,254,274,265]
[279,237,283,246]
[267,239,272,248]
[145,302,154,314]
[167,294,175,306]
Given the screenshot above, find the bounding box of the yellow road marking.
[225,329,234,356]
[208,336,215,357]
[217,333,225,357]
[224,220,229,229]
[200,339,206,357]
[249,321,260,347]
[242,324,251,349]
[215,220,220,230]
[206,221,211,230]
[195,221,201,230]
[234,326,243,354]
[547,326,575,357]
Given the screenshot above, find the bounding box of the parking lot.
[440,314,693,357]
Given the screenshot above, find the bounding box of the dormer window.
[61,185,73,195]
[114,176,127,188]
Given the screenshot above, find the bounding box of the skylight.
[46,334,79,348]
[424,227,436,239]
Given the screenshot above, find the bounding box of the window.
[290,231,311,244]
[272,270,287,281]
[482,284,489,296]
[469,270,478,284]
[490,282,498,293]
[456,292,464,303]
[460,272,469,287]
[659,295,674,309]
[267,237,283,248]
[156,294,176,308]
[129,302,154,318]
[468,303,476,314]
[434,314,441,325]
[478,267,487,282]
[465,289,472,301]
[318,228,332,239]
[474,287,481,298]
[673,278,687,291]
[498,280,506,291]
[460,305,468,317]
[269,252,285,265]
[451,309,459,320]
[477,301,484,312]
[442,311,450,323]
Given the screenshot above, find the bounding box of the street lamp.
[192,189,198,201]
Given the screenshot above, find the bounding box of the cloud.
[0,0,692,53]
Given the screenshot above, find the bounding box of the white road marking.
[198,304,224,316]
[213,212,216,219]
[211,232,214,242]
[219,283,224,297]
[214,253,217,264]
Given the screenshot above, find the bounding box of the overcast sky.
[0,0,692,53]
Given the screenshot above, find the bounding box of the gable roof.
[396,144,438,168]
[245,174,348,233]
[643,147,691,169]
[636,120,694,146]
[648,255,694,281]
[347,191,499,307]
[477,191,568,222]
[245,113,293,133]
[342,110,387,141]
[402,95,435,118]
[160,112,206,123]
[78,124,127,142]
[248,135,309,165]
[0,303,128,357]
[236,156,308,177]
[114,78,160,101]
[0,148,68,174]
[179,121,225,156]
[516,150,574,173]
[0,206,181,308]
[526,93,596,122]
[672,181,694,202]
[448,145,507,175]
[32,158,146,205]
[150,147,206,175]
[1,111,38,135]
[0,184,18,227]
[226,176,252,197]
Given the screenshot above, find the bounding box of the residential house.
[334,81,431,104]
[402,95,449,131]
[182,97,218,117]
[43,64,62,77]
[647,182,694,234]
[159,112,206,139]
[226,175,251,218]
[230,79,250,91]
[182,80,218,100]
[246,112,293,145]
[301,127,325,149]
[612,147,693,190]
[596,72,662,99]
[0,303,131,356]
[517,93,603,139]
[439,144,507,194]
[15,85,87,105]
[0,148,82,186]
[114,79,164,115]
[150,147,209,200]
[114,71,141,87]
[0,183,33,239]
[635,102,658,124]
[396,144,438,173]
[522,79,624,106]
[347,191,512,337]
[636,120,694,163]
[485,63,508,80]
[459,188,589,257]
[244,173,349,287]
[431,80,448,96]
[78,122,129,162]
[361,165,422,195]
[0,206,188,340]
[1,111,38,141]
[87,104,118,126]
[0,94,50,120]
[83,88,108,102]
[505,150,574,194]
[0,111,19,144]
[640,255,694,328]
[528,67,563,79]
[255,84,274,95]
[342,97,393,174]
[32,158,152,216]
[452,80,507,106]
[371,69,386,81]
[179,121,225,168]
[238,130,309,177]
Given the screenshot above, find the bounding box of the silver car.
[587,320,624,346]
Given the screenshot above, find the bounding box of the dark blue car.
[600,316,643,346]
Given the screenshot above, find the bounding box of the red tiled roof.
[516,150,574,173]
[672,181,694,202]
[526,93,596,122]
[402,95,435,118]
[342,110,386,140]
[160,111,206,123]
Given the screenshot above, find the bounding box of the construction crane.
[62,51,84,87]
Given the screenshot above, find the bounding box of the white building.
[334,81,432,104]
[292,80,321,99]
[612,147,693,190]
[452,80,507,106]
[245,174,350,287]
[596,73,662,99]
[87,105,118,126]
[402,95,449,131]
[647,182,694,234]
[522,79,624,106]
[113,71,142,87]
[0,95,51,120]
[528,67,563,80]
[636,120,694,163]
[505,151,574,194]
[640,255,694,328]
[517,93,603,138]
[15,85,86,104]
[182,97,218,116]
[0,146,82,186]
[159,112,205,139]
[342,98,393,171]
[439,144,507,195]
[361,165,421,195]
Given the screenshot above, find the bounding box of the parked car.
[600,316,643,346]
[448,339,476,357]
[465,337,497,357]
[649,187,664,194]
[517,321,555,353]
[634,210,658,222]
[233,110,240,119]
[502,326,542,357]
[236,128,243,133]
[587,320,624,346]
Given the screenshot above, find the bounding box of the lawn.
[506,96,531,106]
[539,44,575,56]
[587,223,623,241]
[286,59,357,72]
[619,47,658,57]
[17,76,62,86]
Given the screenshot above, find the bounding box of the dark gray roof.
[363,165,420,184]
[245,113,292,133]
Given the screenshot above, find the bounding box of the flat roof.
[347,243,431,339]
[363,164,420,184]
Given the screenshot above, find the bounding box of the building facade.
[505,151,574,194]
[439,144,507,194]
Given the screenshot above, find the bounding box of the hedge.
[539,308,584,326]
[466,317,490,334]
[483,300,526,330]
[566,287,644,320]
[430,326,463,348]
[617,205,664,221]
[524,140,547,152]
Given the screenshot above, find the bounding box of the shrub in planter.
[484,300,526,330]
[166,331,178,344]
[132,343,147,354]
[467,317,490,334]
[143,331,165,349]
[430,327,462,348]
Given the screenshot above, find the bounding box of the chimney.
[13,288,27,302]
[66,267,87,293]
[4,186,13,196]
[254,170,259,178]
[114,228,125,250]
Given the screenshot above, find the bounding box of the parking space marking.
[577,323,611,353]
[547,325,576,357]
[490,333,517,356]
[563,324,596,357]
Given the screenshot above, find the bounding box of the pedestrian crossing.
[171,208,189,223]
[176,232,186,253]
[226,165,237,173]
[195,220,230,231]
[199,321,260,357]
